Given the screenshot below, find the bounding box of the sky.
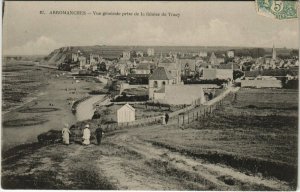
[2,1,299,55]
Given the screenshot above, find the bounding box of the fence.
[176,88,239,127]
[176,98,225,127]
[99,87,239,132]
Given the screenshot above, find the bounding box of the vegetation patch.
[3,117,49,127]
[69,164,117,189]
[2,170,66,189]
[18,107,60,113]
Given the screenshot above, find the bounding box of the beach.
[2,62,104,151]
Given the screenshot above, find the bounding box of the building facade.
[122,51,131,60]
[147,48,155,56]
[202,68,233,80]
[148,67,174,100]
[117,104,135,123]
[227,50,235,58]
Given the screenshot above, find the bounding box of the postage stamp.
[256,0,298,20]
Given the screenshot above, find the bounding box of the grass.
[140,88,298,187]
[145,158,217,190]
[2,170,66,189]
[2,142,118,190]
[3,117,49,127]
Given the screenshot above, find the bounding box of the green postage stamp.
[256,0,298,20]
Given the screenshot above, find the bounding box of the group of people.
[62,123,104,146]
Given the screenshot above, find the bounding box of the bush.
[112,95,148,102]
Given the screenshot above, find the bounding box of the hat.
[85,124,90,128]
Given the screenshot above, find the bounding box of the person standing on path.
[165,113,169,125]
[95,126,104,145]
[82,124,91,145]
[62,123,71,145]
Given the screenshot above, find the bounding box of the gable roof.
[118,103,135,111]
[149,67,173,80]
[160,58,174,63]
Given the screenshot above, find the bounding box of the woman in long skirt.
[62,123,71,145]
[82,124,91,145]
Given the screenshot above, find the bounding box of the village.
[52,45,299,127]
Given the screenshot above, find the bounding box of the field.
[138,89,298,184]
[2,88,298,190]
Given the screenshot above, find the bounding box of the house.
[202,68,233,80]
[78,56,87,69]
[122,51,131,60]
[241,77,282,88]
[71,52,79,62]
[135,63,151,74]
[179,59,197,76]
[148,67,174,100]
[199,51,208,57]
[153,84,206,105]
[89,54,102,65]
[136,51,144,57]
[158,58,181,84]
[227,50,234,58]
[117,104,135,123]
[118,64,129,76]
[147,48,155,56]
[209,52,218,65]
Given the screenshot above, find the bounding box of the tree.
[290,49,299,57]
[98,62,107,71]
[131,51,137,58]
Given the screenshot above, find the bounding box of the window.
[154,81,158,88]
[162,81,166,86]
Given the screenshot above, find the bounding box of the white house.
[153,84,206,105]
[227,50,235,58]
[117,104,135,123]
[147,48,155,56]
[122,51,131,60]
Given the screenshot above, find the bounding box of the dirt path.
[100,125,291,190]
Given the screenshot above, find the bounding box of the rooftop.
[149,67,173,80]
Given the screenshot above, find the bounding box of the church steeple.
[272,44,276,60]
